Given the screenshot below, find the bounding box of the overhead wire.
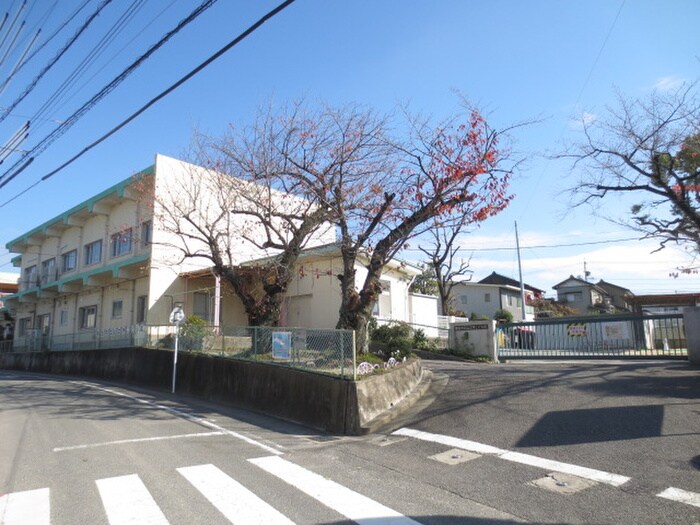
[0,0,297,205]
[0,0,113,127]
[30,0,147,127]
[0,0,218,188]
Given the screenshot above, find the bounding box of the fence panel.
[1,324,356,379]
[497,314,687,359]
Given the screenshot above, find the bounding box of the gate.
[497,313,687,359]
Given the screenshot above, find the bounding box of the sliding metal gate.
[497,314,687,359]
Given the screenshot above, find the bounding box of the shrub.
[180,315,207,351]
[493,309,513,323]
[370,321,413,361]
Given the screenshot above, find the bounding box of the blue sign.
[272,331,292,360]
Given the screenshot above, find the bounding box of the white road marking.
[70,380,282,455]
[250,455,421,525]
[178,464,294,524]
[53,431,226,452]
[0,488,50,525]
[392,428,631,487]
[96,474,170,525]
[657,487,700,508]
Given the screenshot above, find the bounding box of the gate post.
[683,307,700,365]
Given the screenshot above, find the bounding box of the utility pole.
[515,221,527,320]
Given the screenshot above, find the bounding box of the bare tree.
[417,216,473,315]
[153,102,391,326]
[566,81,700,253]
[331,105,516,352]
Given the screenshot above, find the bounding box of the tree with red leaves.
[332,106,516,352]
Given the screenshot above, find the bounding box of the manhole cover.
[529,472,597,495]
[429,448,480,465]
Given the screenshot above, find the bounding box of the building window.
[60,310,68,326]
[23,265,37,289]
[460,296,468,305]
[484,293,491,303]
[41,258,56,284]
[18,317,32,336]
[112,300,123,319]
[37,314,51,335]
[111,229,132,257]
[79,306,97,329]
[136,295,148,324]
[62,250,77,273]
[565,292,582,303]
[193,292,210,321]
[84,240,102,266]
[141,221,152,246]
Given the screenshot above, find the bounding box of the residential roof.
[478,271,545,294]
[180,242,422,278]
[552,275,607,294]
[596,279,633,295]
[630,293,700,307]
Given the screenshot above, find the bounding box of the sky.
[0,0,698,297]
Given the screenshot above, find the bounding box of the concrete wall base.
[0,348,425,435]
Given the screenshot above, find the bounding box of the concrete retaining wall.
[0,348,423,434]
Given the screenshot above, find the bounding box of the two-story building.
[450,272,543,321]
[552,276,633,315]
[3,154,434,350]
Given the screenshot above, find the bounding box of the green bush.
[493,309,513,323]
[180,315,207,351]
[370,321,413,360]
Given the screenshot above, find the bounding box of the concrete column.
[683,307,700,365]
[450,320,498,361]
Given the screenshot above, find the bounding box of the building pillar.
[683,307,700,365]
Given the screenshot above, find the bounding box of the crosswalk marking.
[393,427,631,487]
[249,456,421,525]
[657,487,700,508]
[0,488,50,525]
[177,464,294,525]
[96,474,170,525]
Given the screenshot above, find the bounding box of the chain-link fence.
[6,324,357,379]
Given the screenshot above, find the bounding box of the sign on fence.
[272,331,292,360]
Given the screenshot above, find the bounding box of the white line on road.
[392,428,631,487]
[0,488,50,525]
[657,487,700,508]
[96,474,170,525]
[249,455,421,525]
[70,380,283,455]
[178,464,295,524]
[53,431,226,452]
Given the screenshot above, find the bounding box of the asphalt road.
[1,361,699,524]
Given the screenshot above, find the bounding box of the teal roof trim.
[5,165,154,251]
[3,253,150,301]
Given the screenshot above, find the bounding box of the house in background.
[450,272,542,321]
[2,154,435,351]
[552,275,633,315]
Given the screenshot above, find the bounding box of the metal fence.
[4,324,357,379]
[497,313,687,359]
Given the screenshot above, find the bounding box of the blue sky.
[0,0,699,296]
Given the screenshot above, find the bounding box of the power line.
[0,0,219,190]
[0,0,297,205]
[411,236,643,253]
[0,0,113,127]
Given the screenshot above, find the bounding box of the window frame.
[84,240,103,266]
[110,229,133,258]
[62,249,77,273]
[141,221,152,247]
[112,300,123,319]
[79,305,98,329]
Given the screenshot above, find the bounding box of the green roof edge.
[5,165,154,251]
